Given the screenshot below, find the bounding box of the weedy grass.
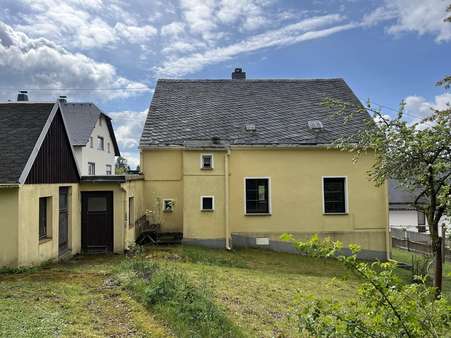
[0,245,361,337]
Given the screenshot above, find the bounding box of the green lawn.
[0,245,360,337]
[391,247,451,299]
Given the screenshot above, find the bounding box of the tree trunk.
[433,235,443,298]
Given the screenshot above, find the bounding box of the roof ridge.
[157,78,344,83]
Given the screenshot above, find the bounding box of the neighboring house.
[60,98,120,176]
[0,97,143,268]
[389,179,450,234]
[138,69,390,259]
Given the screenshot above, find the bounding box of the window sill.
[200,167,213,171]
[163,210,173,213]
[201,209,214,212]
[323,212,348,215]
[39,237,52,245]
[245,213,272,216]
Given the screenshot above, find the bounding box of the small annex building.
[0,100,143,267]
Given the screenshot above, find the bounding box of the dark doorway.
[81,191,114,253]
[59,187,69,255]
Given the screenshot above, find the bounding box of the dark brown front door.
[81,192,114,253]
[59,187,69,255]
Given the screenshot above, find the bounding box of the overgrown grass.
[116,257,244,338]
[0,245,360,337]
[392,247,451,299]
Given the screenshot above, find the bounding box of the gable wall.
[79,115,116,175]
[25,110,79,184]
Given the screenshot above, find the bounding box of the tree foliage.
[324,96,451,295]
[281,234,451,338]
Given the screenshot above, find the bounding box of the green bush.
[282,234,451,338]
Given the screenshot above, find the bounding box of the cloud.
[0,21,149,101]
[108,109,149,169]
[11,0,158,49]
[155,14,356,77]
[161,22,186,38]
[404,92,450,128]
[404,93,451,118]
[363,0,451,42]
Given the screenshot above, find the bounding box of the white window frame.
[200,195,215,212]
[88,162,96,176]
[106,164,112,175]
[162,199,174,212]
[97,136,104,151]
[243,177,272,215]
[322,176,349,215]
[200,153,214,170]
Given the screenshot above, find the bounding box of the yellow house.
[0,101,143,268]
[139,69,390,259]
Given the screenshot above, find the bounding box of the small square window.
[201,196,214,211]
[97,136,104,151]
[201,154,213,170]
[163,199,174,212]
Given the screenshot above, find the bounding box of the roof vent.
[17,90,29,102]
[232,68,246,80]
[211,136,221,144]
[245,124,256,132]
[308,120,323,131]
[58,95,67,103]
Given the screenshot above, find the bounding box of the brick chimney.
[232,68,246,80]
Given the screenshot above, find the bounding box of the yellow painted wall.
[183,151,226,239]
[141,147,389,254]
[141,150,184,232]
[17,184,80,267]
[121,178,145,247]
[0,188,19,267]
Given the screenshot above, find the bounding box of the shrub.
[281,234,451,338]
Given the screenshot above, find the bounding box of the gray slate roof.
[0,103,54,184]
[389,179,425,210]
[61,102,120,156]
[140,79,372,147]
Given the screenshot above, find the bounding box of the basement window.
[245,178,271,214]
[323,177,347,214]
[201,196,214,212]
[200,154,213,170]
[163,199,174,212]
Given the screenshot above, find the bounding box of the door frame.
[81,191,114,253]
[58,186,69,256]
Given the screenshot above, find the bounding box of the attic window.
[308,120,323,130]
[245,124,256,131]
[201,154,213,170]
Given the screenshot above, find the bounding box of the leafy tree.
[115,156,130,174]
[281,234,451,337]
[324,92,450,296]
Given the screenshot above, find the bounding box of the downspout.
[225,148,231,250]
